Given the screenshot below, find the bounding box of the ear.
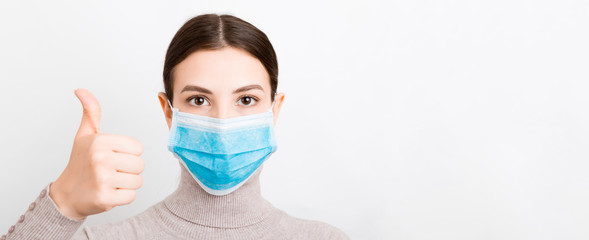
[272,93,285,125]
[157,92,172,129]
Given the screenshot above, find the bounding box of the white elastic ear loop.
[269,101,275,113]
[269,93,278,113]
[167,98,174,110]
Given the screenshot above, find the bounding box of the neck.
[163,161,274,228]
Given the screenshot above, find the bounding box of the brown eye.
[189,96,209,106]
[238,96,257,106]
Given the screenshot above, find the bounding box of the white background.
[1,1,588,239]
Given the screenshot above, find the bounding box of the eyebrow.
[180,84,264,95]
[232,84,264,94]
[180,85,212,94]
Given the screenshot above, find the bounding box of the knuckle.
[94,191,108,207]
[94,172,107,186]
[93,134,112,149]
[92,134,105,145]
[90,151,106,166]
[86,137,99,152]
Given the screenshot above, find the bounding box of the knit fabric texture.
[2,164,349,240]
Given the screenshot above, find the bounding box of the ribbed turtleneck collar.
[162,162,275,228]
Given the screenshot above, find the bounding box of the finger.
[111,189,137,206]
[74,88,101,138]
[99,134,143,156]
[110,172,142,189]
[110,153,145,174]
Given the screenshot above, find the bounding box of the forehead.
[172,47,270,92]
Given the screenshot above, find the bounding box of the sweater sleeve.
[1,182,86,240]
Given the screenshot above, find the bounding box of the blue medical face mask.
[166,100,277,196]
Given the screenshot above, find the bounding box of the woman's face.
[158,47,285,129]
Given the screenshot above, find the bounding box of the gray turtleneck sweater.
[2,164,349,239]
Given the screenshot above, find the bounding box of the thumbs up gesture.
[49,89,144,220]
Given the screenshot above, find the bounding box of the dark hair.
[163,13,278,104]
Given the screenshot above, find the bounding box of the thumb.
[74,88,101,137]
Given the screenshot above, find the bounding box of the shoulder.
[271,209,350,240]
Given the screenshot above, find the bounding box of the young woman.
[2,14,349,239]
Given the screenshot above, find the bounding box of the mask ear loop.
[166,98,178,121]
[167,98,174,110]
[268,92,278,113]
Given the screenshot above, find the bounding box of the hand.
[49,89,144,220]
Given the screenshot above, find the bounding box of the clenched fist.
[49,89,144,220]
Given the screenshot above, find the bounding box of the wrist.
[49,180,86,221]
